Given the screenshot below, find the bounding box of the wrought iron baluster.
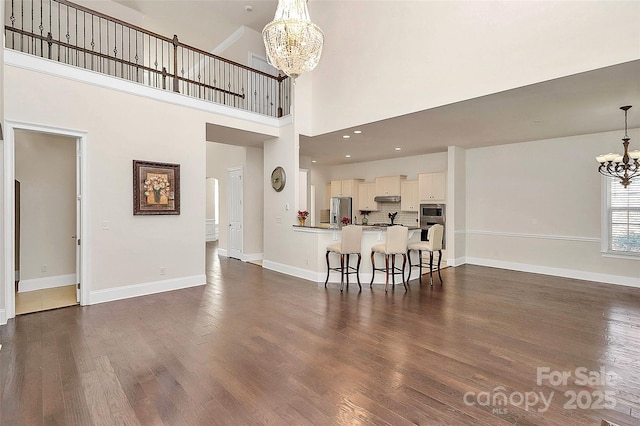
[66,4,70,63]
[30,0,34,53]
[21,0,24,51]
[75,8,78,65]
[10,0,16,49]
[39,0,44,56]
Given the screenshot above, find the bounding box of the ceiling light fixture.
[597,106,640,188]
[342,135,350,139]
[345,154,351,158]
[262,0,324,79]
[353,130,362,134]
[395,147,401,151]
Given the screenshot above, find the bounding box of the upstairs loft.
[4,0,292,119]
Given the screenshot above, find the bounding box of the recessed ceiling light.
[343,135,350,139]
[395,147,402,151]
[244,5,253,12]
[311,160,317,163]
[353,130,362,134]
[345,154,351,158]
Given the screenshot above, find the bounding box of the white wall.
[310,1,640,136]
[0,0,5,322]
[3,61,248,304]
[465,128,640,286]
[448,146,467,265]
[244,146,264,256]
[219,27,268,68]
[14,131,76,282]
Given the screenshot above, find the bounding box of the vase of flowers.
[297,210,309,226]
[341,216,351,227]
[144,174,170,205]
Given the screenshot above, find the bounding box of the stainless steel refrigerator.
[330,197,352,228]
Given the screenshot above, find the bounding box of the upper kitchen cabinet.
[358,182,378,211]
[418,171,447,202]
[400,180,419,211]
[331,179,364,197]
[375,175,407,196]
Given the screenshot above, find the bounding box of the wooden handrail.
[51,0,287,82]
[5,0,288,116]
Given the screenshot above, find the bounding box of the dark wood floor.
[1,243,640,425]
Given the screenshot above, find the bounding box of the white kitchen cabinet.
[330,179,364,218]
[418,171,446,202]
[375,175,406,196]
[331,179,363,197]
[400,180,419,211]
[358,182,378,211]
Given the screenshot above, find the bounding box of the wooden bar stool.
[407,224,444,286]
[370,225,409,292]
[324,225,363,292]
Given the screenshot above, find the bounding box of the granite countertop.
[294,224,420,231]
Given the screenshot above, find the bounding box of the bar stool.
[407,224,444,286]
[324,225,363,292]
[370,225,409,292]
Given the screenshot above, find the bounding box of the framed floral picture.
[133,160,180,215]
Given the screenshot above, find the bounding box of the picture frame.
[133,160,180,215]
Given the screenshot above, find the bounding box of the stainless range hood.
[374,195,401,203]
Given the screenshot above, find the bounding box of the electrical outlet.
[41,265,47,272]
[160,267,166,275]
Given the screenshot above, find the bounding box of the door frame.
[3,121,89,322]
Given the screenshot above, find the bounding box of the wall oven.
[420,203,445,248]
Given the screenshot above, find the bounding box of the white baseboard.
[262,260,320,282]
[216,249,262,263]
[262,260,439,287]
[19,273,77,293]
[447,257,466,267]
[0,309,6,325]
[89,275,207,305]
[464,257,640,289]
[242,253,263,263]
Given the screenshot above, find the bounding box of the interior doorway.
[14,130,78,314]
[3,121,88,322]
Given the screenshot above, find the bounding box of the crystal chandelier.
[262,0,324,79]
[596,106,640,188]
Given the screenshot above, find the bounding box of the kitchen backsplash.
[356,202,419,227]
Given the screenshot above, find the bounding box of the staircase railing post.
[162,67,167,90]
[46,32,53,60]
[172,34,180,93]
[277,75,283,118]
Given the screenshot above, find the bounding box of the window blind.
[609,178,640,253]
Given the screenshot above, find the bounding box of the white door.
[75,140,82,302]
[227,167,243,259]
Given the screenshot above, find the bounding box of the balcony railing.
[4,0,291,118]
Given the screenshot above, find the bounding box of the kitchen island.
[290,225,422,286]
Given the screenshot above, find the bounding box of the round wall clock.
[271,166,286,192]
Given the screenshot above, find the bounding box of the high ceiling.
[114,1,640,166]
[301,60,640,165]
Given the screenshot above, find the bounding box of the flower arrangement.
[297,210,309,219]
[341,216,351,226]
[144,174,170,203]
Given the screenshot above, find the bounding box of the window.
[604,177,640,256]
